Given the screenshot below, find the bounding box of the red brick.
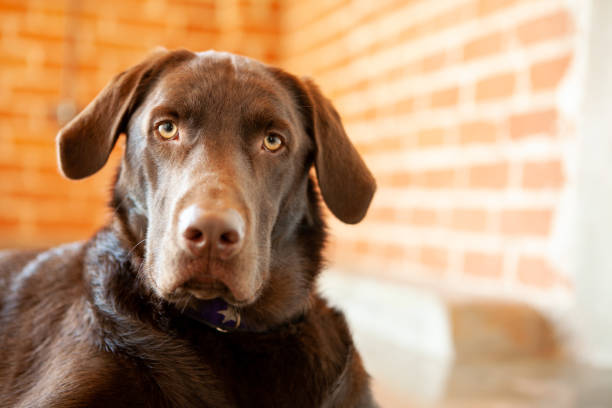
[468,162,509,189]
[420,246,448,270]
[517,256,559,288]
[500,209,552,236]
[517,10,573,45]
[463,32,504,61]
[463,252,504,278]
[451,209,488,232]
[530,54,572,91]
[430,87,459,108]
[522,160,564,189]
[509,109,557,139]
[476,72,515,101]
[459,121,498,144]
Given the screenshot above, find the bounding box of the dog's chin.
[163,275,260,308]
[153,253,264,307]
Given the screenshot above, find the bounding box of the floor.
[318,272,612,408]
[372,356,612,408]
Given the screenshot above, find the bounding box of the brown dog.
[0,49,377,407]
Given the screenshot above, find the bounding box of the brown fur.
[0,49,377,407]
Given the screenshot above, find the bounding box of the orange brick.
[420,246,448,270]
[468,162,509,189]
[463,252,503,278]
[517,10,573,45]
[476,72,515,101]
[451,209,488,232]
[509,109,557,139]
[417,128,446,147]
[522,160,564,189]
[517,256,559,288]
[430,87,459,108]
[423,2,474,34]
[410,208,438,227]
[477,0,518,16]
[367,206,397,223]
[353,240,370,254]
[500,209,552,236]
[0,216,19,229]
[393,97,415,115]
[530,54,572,91]
[381,243,411,260]
[357,136,402,154]
[380,171,415,189]
[459,121,498,144]
[421,51,446,73]
[0,2,27,12]
[463,32,504,61]
[417,169,456,189]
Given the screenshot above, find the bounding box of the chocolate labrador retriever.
[0,49,377,407]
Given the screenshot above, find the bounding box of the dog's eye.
[262,133,283,152]
[157,121,178,140]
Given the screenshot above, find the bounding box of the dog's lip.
[178,258,259,306]
[172,280,253,307]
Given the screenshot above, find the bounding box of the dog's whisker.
[127,239,147,257]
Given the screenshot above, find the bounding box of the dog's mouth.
[161,257,256,308]
[181,279,233,301]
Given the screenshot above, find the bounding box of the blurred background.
[1,0,612,406]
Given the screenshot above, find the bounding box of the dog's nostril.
[220,230,239,246]
[184,227,204,242]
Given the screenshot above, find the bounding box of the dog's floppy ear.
[56,49,194,179]
[300,78,376,224]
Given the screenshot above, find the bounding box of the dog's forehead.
[157,51,274,98]
[195,50,258,70]
[149,51,296,121]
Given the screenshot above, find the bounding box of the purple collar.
[184,297,246,333]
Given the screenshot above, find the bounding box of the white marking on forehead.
[194,49,255,73]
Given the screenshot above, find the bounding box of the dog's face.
[124,53,317,305]
[56,50,375,313]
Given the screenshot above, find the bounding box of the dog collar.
[184,297,245,333]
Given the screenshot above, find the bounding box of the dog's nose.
[178,205,245,259]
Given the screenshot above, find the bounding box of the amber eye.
[157,121,178,140]
[263,133,283,152]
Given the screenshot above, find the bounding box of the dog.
[0,49,377,407]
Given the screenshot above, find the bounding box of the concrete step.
[318,270,565,407]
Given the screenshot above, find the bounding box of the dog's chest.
[136,321,350,408]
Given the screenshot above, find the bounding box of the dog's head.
[57,49,375,326]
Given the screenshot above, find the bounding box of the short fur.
[0,49,377,407]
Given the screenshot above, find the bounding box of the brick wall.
[0,0,577,307]
[0,0,280,247]
[281,0,576,305]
